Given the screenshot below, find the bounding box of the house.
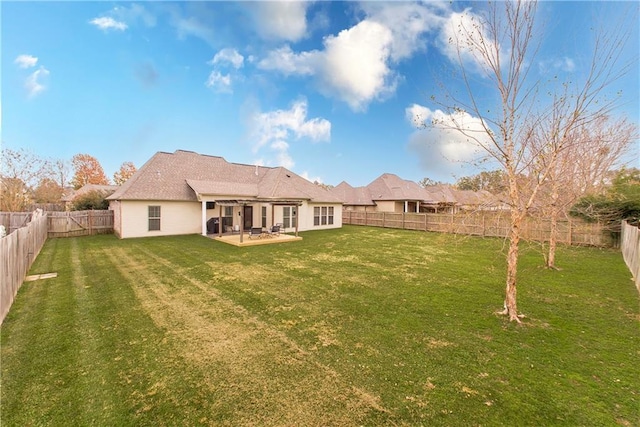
[106,150,343,239]
[62,184,119,210]
[331,173,504,214]
[331,182,376,212]
[333,173,446,213]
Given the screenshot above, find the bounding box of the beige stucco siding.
[117,201,201,238]
[373,200,397,212]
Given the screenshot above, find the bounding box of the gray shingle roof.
[107,150,342,203]
[63,184,119,202]
[330,182,376,206]
[367,173,433,202]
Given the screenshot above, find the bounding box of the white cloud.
[209,48,244,69]
[205,71,232,93]
[299,171,323,183]
[258,45,317,76]
[539,57,576,74]
[405,104,490,178]
[319,21,397,111]
[25,66,50,98]
[89,16,128,31]
[250,1,309,42]
[112,4,156,28]
[360,2,445,62]
[248,99,331,168]
[14,54,38,69]
[257,3,448,111]
[437,8,503,76]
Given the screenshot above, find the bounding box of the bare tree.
[0,147,49,211]
[427,0,635,321]
[534,116,636,268]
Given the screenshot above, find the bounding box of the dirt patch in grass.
[106,246,390,425]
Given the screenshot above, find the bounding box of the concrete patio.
[209,232,302,247]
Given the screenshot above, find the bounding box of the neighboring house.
[106,150,343,239]
[331,182,376,212]
[62,184,119,210]
[332,173,504,214]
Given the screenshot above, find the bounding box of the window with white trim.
[313,206,334,226]
[262,206,267,228]
[283,206,297,229]
[148,206,161,231]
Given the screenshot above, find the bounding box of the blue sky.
[3,1,638,187]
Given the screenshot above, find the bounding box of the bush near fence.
[0,213,48,324]
[342,210,615,247]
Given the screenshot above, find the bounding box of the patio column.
[201,201,207,236]
[416,201,420,213]
[218,204,222,237]
[404,201,408,213]
[239,204,244,243]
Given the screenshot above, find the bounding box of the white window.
[313,206,334,227]
[148,206,161,231]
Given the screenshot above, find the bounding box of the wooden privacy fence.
[621,221,640,292]
[343,210,614,247]
[0,213,48,324]
[0,212,34,235]
[47,210,114,238]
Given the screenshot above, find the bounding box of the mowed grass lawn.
[2,225,638,426]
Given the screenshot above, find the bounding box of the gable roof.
[330,181,376,206]
[107,150,341,204]
[367,173,433,202]
[62,184,119,202]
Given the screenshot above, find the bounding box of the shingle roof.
[367,173,433,202]
[107,150,342,203]
[330,182,376,206]
[63,184,119,202]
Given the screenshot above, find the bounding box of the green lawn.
[2,226,638,426]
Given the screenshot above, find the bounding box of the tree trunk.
[546,184,559,269]
[504,206,522,322]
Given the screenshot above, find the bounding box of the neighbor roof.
[62,184,119,202]
[330,182,376,206]
[107,150,342,204]
[367,173,434,202]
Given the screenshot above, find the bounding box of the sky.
[2,1,638,187]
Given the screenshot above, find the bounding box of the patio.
[210,232,303,247]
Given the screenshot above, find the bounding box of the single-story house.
[107,150,343,239]
[331,173,504,214]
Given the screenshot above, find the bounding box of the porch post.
[239,204,244,243]
[416,201,420,213]
[271,204,275,228]
[218,204,222,237]
[295,204,299,237]
[404,201,408,213]
[201,201,207,236]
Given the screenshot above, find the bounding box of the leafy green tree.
[70,190,111,211]
[571,168,640,225]
[455,170,506,193]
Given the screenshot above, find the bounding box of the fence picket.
[343,210,615,247]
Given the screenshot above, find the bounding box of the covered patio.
[210,231,302,247]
